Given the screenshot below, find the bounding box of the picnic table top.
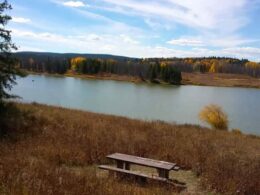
[107,153,176,170]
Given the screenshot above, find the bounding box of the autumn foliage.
[71,57,87,71]
[199,104,229,130]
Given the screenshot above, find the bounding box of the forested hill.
[14,52,135,62]
[14,52,260,85]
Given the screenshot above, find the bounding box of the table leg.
[157,169,169,179]
[125,162,130,170]
[165,170,169,179]
[116,160,124,169]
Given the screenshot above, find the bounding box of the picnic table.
[99,153,184,186]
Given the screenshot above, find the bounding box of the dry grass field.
[0,102,259,194]
[182,73,260,88]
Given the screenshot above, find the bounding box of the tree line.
[17,54,260,85]
[18,56,182,84]
[156,57,260,77]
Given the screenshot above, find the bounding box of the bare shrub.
[199,104,229,130]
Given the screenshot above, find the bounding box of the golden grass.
[0,102,259,194]
[182,73,260,88]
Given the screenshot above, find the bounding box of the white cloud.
[17,46,45,52]
[75,9,114,23]
[12,28,260,61]
[222,47,260,58]
[12,29,71,43]
[120,34,138,44]
[75,34,102,41]
[144,18,172,30]
[68,8,146,39]
[167,38,204,46]
[88,34,102,41]
[63,1,85,7]
[167,35,259,48]
[208,36,258,48]
[12,17,31,23]
[100,0,251,34]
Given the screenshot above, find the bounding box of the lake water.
[11,74,260,135]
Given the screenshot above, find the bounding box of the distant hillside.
[14,51,260,79]
[14,52,136,62]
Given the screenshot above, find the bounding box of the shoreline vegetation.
[0,102,259,194]
[15,52,260,88]
[28,71,260,89]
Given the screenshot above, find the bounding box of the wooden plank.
[107,153,176,170]
[98,165,168,182]
[173,166,180,171]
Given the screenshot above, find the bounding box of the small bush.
[0,102,46,140]
[199,104,229,130]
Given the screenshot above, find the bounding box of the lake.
[11,74,260,135]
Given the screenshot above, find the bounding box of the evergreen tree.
[0,0,24,102]
[149,65,157,81]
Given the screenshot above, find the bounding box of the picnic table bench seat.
[99,165,168,182]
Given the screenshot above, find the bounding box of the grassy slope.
[0,103,259,194]
[182,73,260,88]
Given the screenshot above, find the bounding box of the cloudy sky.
[8,0,260,61]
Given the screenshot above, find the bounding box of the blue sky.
[8,0,260,61]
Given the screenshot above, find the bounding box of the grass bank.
[182,73,260,88]
[0,103,259,194]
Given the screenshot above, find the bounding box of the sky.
[8,0,260,61]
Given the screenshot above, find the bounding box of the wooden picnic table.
[105,153,179,179]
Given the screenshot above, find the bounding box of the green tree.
[149,64,157,81]
[160,65,181,84]
[168,67,182,84]
[0,0,24,102]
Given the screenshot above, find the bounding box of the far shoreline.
[25,71,260,89]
